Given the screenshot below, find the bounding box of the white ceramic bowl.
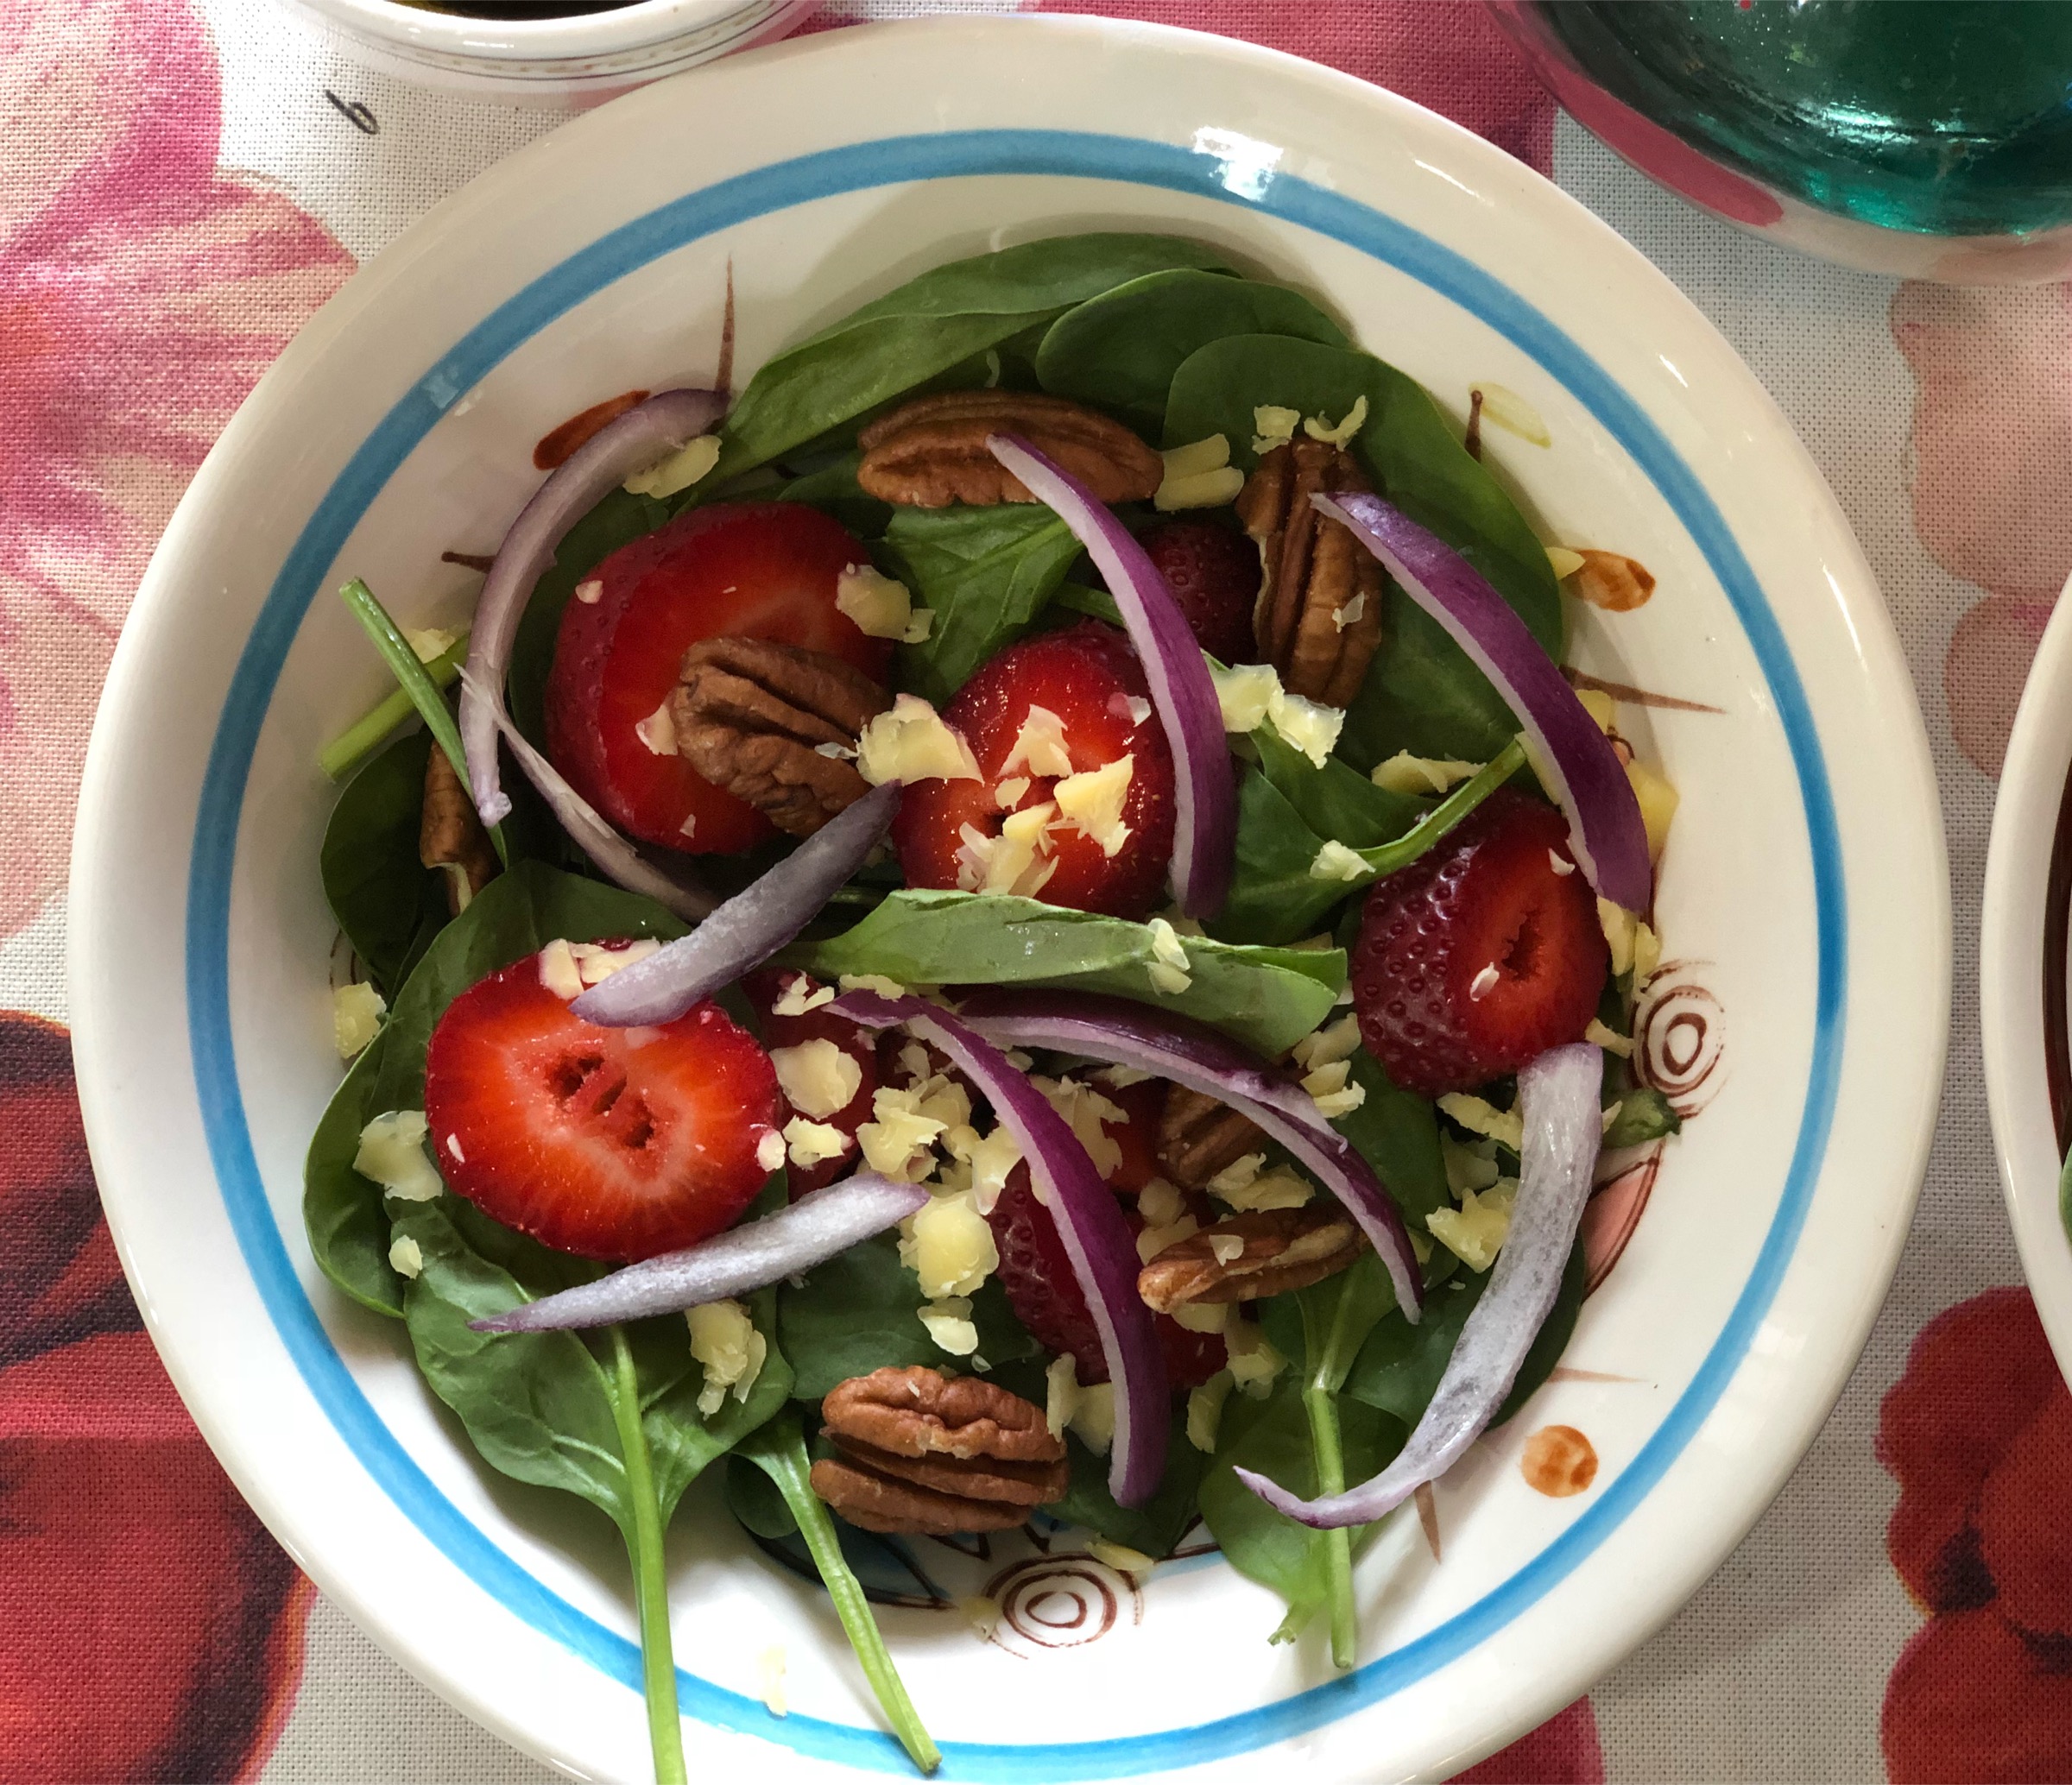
[1981,573,2072,1381]
[72,18,1948,1782]
[280,0,818,102]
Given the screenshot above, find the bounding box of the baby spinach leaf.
[775,451,891,539]
[506,485,670,747]
[883,505,1083,702]
[302,862,686,1322]
[715,235,1234,481]
[304,1027,405,1317]
[321,729,447,995]
[1604,1085,1681,1149]
[790,887,1342,1057]
[1254,727,1424,848]
[1343,1234,1586,1429]
[778,1231,1037,1400]
[1049,1416,1207,1559]
[1214,767,1359,947]
[1034,268,1347,433]
[391,1198,635,1517]
[1163,334,1561,763]
[1197,1381,1399,1637]
[391,1195,787,1785]
[1333,1050,1452,1229]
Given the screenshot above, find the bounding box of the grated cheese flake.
[332,982,386,1058]
[354,1110,442,1202]
[834,562,914,640]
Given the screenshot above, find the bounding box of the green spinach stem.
[608,1325,688,1785]
[337,580,506,865]
[1355,736,1528,882]
[747,1416,939,1775]
[1301,1382,1356,1669]
[319,631,470,780]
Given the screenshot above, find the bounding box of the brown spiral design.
[980,1555,1142,1656]
[1633,962,1726,1118]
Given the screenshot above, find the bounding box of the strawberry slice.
[423,947,781,1260]
[1350,789,1610,1098]
[1092,1074,1164,1195]
[1139,520,1260,665]
[546,501,891,856]
[986,1164,1226,1391]
[892,621,1176,919]
[744,968,879,1195]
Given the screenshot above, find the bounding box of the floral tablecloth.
[8,1,2069,1778]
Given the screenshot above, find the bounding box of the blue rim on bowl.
[182,126,1845,1776]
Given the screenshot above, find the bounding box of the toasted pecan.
[1137,1207,1364,1312]
[812,1366,1067,1536]
[1237,439,1386,705]
[669,636,890,837]
[1157,1084,1270,1193]
[420,741,499,914]
[856,391,1162,508]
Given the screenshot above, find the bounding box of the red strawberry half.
[1350,789,1609,1098]
[744,968,879,1195]
[986,1164,1226,1391]
[893,621,1176,919]
[424,947,781,1260]
[1138,520,1260,665]
[546,501,891,856]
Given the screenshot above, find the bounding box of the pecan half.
[1137,1207,1364,1313]
[812,1366,1068,1536]
[1157,1084,1269,1192]
[420,741,498,915]
[856,391,1163,508]
[669,637,890,837]
[1236,439,1386,705]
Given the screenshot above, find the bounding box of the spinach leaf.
[390,1195,789,1785]
[1049,1419,1207,1559]
[1197,1381,1399,1639]
[1604,1085,1681,1149]
[1343,1233,1586,1429]
[715,235,1235,481]
[304,1026,405,1317]
[1333,1050,1452,1229]
[1163,334,1561,763]
[1034,268,1346,434]
[883,505,1083,702]
[321,729,446,995]
[506,486,671,747]
[1254,727,1424,848]
[1215,766,1360,947]
[302,861,685,1321]
[790,887,1342,1057]
[775,451,891,539]
[778,1231,1039,1400]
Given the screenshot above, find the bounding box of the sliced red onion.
[572,784,900,1027]
[1237,1042,1603,1530]
[1317,493,1652,913]
[459,388,726,828]
[986,434,1235,920]
[468,1173,928,1334]
[831,988,1168,1506]
[957,990,1423,1322]
[467,677,716,921]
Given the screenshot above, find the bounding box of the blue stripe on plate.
[186,128,1844,1776]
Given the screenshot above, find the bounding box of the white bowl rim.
[290,0,771,60]
[1983,571,2072,1383]
[72,15,1947,1777]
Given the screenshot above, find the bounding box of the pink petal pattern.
[0,0,354,937]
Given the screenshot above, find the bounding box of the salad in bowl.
[306,231,1679,1781]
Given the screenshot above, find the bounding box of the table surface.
[7,1,2068,1780]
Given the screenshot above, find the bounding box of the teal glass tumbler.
[1490,1,2072,283]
